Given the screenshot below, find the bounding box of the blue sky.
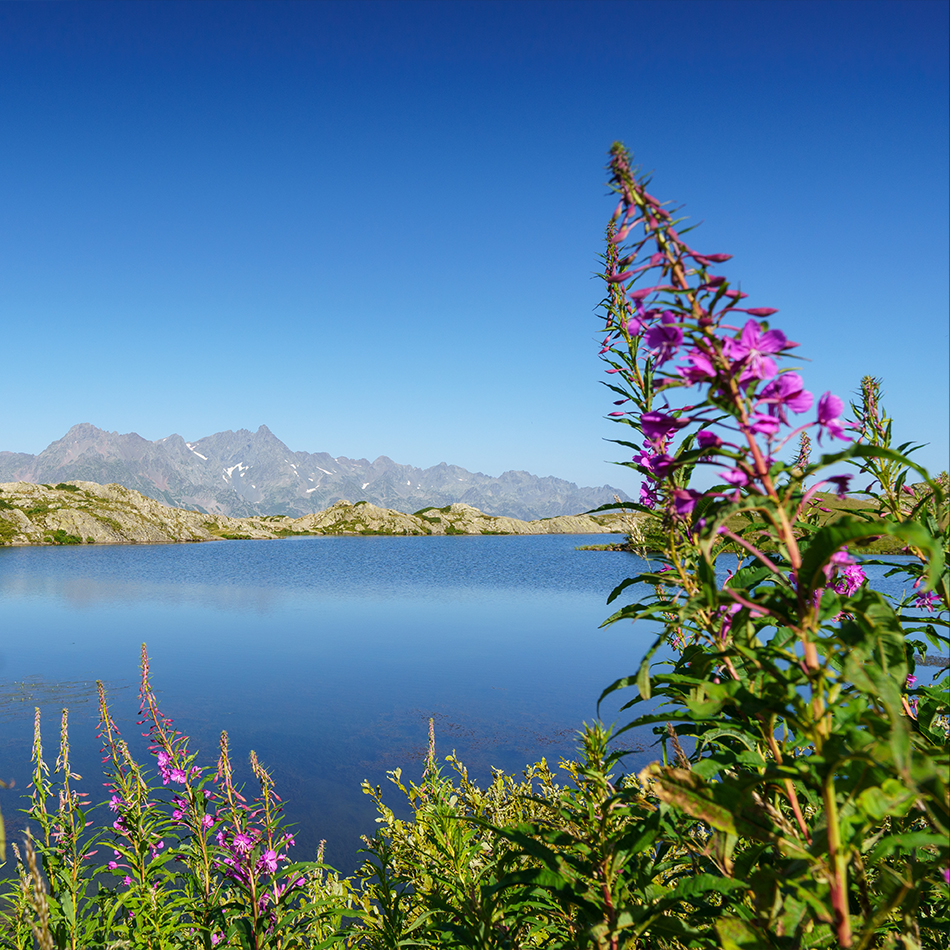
[1,0,946,491]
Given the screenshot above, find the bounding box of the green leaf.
[639,764,777,843]
[636,659,652,700]
[669,872,747,900]
[715,916,770,949]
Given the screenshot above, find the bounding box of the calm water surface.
[0,537,929,873]
[0,535,658,871]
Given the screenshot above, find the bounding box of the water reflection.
[0,536,653,872]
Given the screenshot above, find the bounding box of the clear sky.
[1,0,947,491]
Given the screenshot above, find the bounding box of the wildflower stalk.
[591,142,947,948]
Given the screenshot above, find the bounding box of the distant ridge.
[0,424,630,521]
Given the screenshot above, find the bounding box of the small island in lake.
[0,480,637,545]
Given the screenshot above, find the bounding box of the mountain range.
[0,423,631,520]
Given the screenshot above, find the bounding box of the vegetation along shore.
[0,480,635,545]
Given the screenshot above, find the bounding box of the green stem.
[822,774,852,947]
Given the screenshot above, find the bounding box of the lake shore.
[0,479,636,545]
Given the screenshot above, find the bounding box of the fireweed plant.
[553,143,947,948]
[2,145,948,949]
[2,645,356,949]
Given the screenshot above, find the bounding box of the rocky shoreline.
[0,480,637,545]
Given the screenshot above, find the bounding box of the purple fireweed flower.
[746,413,781,437]
[677,348,717,384]
[834,564,867,597]
[825,475,852,497]
[639,483,658,509]
[650,454,677,478]
[622,315,644,336]
[720,468,749,487]
[825,549,853,572]
[258,850,279,874]
[915,590,940,612]
[232,833,254,855]
[724,320,797,382]
[123,876,132,886]
[644,312,683,364]
[635,450,676,478]
[943,867,950,884]
[108,860,118,870]
[156,751,170,768]
[108,795,124,813]
[641,411,690,443]
[717,603,742,640]
[758,373,813,423]
[816,392,850,443]
[672,488,701,518]
[201,814,214,829]
[697,429,722,448]
[906,675,918,689]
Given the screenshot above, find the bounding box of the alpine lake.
[0,535,928,873]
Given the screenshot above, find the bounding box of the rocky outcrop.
[0,482,635,545]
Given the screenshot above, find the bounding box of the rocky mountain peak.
[0,424,632,520]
